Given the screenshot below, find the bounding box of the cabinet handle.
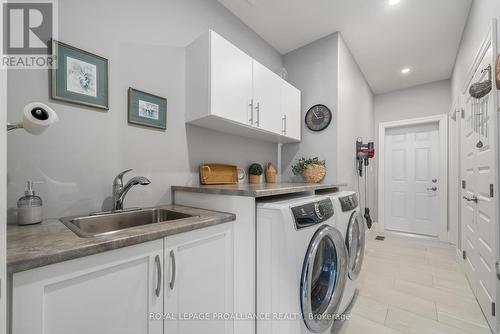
[248,99,254,125]
[169,250,176,290]
[155,254,162,297]
[282,115,287,135]
[255,102,260,127]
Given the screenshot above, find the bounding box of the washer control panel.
[291,199,334,229]
[339,194,358,212]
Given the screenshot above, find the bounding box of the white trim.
[0,1,6,329]
[378,114,449,242]
[0,42,6,334]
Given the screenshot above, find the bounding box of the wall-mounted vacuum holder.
[356,138,375,229]
[7,102,59,135]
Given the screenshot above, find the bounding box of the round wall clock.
[305,104,332,132]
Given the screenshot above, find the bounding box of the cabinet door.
[211,31,253,126]
[165,223,234,334]
[11,240,164,334]
[252,60,282,134]
[281,81,301,141]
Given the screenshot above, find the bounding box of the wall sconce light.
[7,102,59,135]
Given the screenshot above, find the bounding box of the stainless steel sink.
[61,207,197,238]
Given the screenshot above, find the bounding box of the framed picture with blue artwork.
[128,87,167,130]
[51,40,109,110]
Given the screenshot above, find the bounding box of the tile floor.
[339,231,492,334]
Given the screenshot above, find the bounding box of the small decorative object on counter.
[292,157,326,183]
[248,163,263,184]
[17,181,43,225]
[265,163,277,183]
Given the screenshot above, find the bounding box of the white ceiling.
[217,0,472,94]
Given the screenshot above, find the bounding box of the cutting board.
[199,164,245,185]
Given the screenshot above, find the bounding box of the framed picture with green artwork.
[51,40,109,110]
[128,87,167,130]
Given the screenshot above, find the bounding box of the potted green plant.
[292,157,326,183]
[248,163,263,184]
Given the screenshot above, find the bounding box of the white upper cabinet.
[281,80,301,141]
[186,30,301,143]
[252,60,283,134]
[210,32,253,126]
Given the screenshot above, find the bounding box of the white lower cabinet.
[11,240,164,334]
[11,223,234,334]
[164,223,234,334]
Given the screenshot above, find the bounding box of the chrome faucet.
[112,169,151,211]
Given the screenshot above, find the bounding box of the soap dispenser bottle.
[17,181,43,225]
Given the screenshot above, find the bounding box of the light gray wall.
[281,32,374,198]
[373,79,451,221]
[7,0,283,221]
[337,35,374,207]
[281,33,339,184]
[374,79,451,127]
[451,0,500,99]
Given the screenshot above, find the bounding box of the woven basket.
[301,164,326,183]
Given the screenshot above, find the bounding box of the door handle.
[427,187,438,191]
[282,115,287,135]
[169,250,176,290]
[154,254,162,297]
[463,195,478,203]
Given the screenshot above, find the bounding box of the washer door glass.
[346,212,365,280]
[301,225,348,333]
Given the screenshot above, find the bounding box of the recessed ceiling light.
[389,0,401,5]
[401,68,411,74]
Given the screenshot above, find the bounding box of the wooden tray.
[199,164,245,185]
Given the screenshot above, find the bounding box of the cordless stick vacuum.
[356,138,375,229]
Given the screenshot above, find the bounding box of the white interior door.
[385,123,440,236]
[460,41,497,329]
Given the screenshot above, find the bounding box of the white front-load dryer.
[257,195,349,334]
[323,191,365,316]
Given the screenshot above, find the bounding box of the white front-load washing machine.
[257,195,349,334]
[323,191,365,316]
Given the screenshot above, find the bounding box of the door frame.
[0,35,7,334]
[377,114,449,242]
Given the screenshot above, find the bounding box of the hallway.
[341,232,491,334]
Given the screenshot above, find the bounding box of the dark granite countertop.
[7,205,235,274]
[172,183,346,198]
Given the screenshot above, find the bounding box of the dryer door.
[346,211,365,280]
[301,225,348,333]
